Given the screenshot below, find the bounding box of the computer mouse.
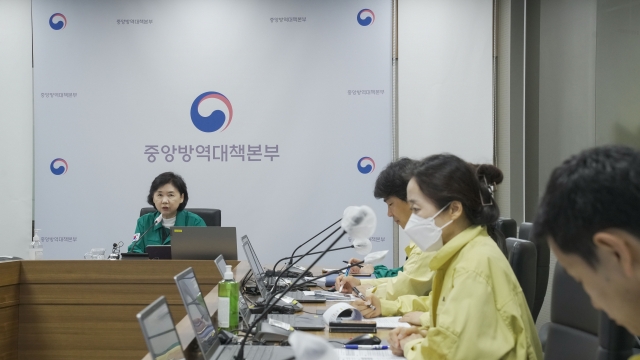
[345,334,382,345]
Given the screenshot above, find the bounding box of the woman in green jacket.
[388,154,542,360]
[128,172,205,253]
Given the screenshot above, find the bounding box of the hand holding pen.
[338,262,352,293]
[352,289,382,318]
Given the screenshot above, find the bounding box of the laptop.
[240,297,325,331]
[171,227,237,260]
[241,235,325,304]
[173,267,294,360]
[136,296,186,360]
[216,255,325,332]
[147,245,172,260]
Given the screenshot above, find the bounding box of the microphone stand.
[268,226,343,296]
[270,245,354,279]
[268,260,365,298]
[286,219,341,268]
[234,230,347,360]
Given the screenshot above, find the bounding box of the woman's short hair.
[147,172,189,212]
[373,158,416,202]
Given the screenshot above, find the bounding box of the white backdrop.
[33,0,394,266]
[397,0,494,262]
[0,0,33,259]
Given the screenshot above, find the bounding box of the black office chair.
[596,312,638,360]
[496,217,518,239]
[505,237,537,314]
[543,262,600,360]
[518,222,549,321]
[139,207,221,226]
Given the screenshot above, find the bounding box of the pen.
[344,345,389,350]
[342,260,363,268]
[352,287,376,311]
[338,263,351,292]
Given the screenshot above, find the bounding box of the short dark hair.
[532,145,640,267]
[411,154,507,256]
[373,158,416,202]
[147,172,189,212]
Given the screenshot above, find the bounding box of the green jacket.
[128,210,206,253]
[372,265,403,278]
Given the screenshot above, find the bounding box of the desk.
[153,262,392,360]
[0,259,231,360]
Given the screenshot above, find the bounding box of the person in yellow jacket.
[388,154,542,360]
[531,146,640,360]
[334,158,436,317]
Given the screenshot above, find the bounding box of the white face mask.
[404,203,453,252]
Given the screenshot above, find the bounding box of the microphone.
[268,206,376,294]
[129,214,162,252]
[273,250,389,293]
[271,244,355,277]
[235,206,378,360]
[287,219,341,267]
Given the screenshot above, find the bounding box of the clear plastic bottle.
[29,229,43,260]
[217,265,239,330]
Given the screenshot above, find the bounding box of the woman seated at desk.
[128,172,205,253]
[387,154,542,359]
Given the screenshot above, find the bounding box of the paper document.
[322,302,363,324]
[337,349,404,360]
[314,291,356,301]
[370,316,411,329]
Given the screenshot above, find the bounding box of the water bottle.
[29,229,44,260]
[218,265,239,330]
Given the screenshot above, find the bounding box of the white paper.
[337,349,404,360]
[314,291,357,301]
[370,316,412,329]
[322,303,363,324]
[303,291,316,296]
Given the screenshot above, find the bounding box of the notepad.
[337,349,404,360]
[370,316,412,329]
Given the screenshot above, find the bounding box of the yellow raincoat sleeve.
[379,295,431,316]
[361,244,436,316]
[404,268,541,360]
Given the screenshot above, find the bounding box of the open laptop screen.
[241,236,269,298]
[214,254,226,276]
[136,296,185,360]
[174,268,216,358]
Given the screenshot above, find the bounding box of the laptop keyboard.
[268,314,295,324]
[219,345,276,360]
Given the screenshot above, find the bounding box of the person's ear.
[449,201,464,221]
[593,231,634,278]
[180,194,184,204]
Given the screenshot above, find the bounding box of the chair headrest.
[551,262,599,335]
